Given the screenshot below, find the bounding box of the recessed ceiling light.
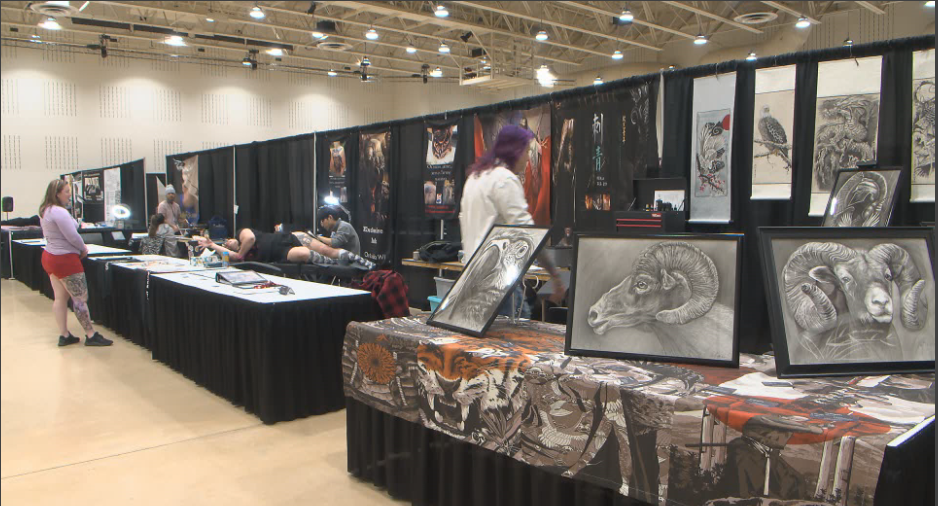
[438,42,450,53]
[619,9,634,22]
[535,30,548,41]
[694,33,709,45]
[164,35,187,47]
[328,69,337,76]
[747,51,757,61]
[39,17,62,30]
[206,17,215,23]
[365,28,379,40]
[795,16,811,28]
[250,5,265,19]
[266,47,283,56]
[435,5,449,18]
[611,49,623,60]
[593,75,603,85]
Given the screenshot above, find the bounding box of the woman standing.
[39,179,112,347]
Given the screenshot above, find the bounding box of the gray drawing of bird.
[758,106,791,170]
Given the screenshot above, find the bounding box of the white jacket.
[458,166,534,264]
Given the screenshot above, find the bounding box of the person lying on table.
[314,205,361,255]
[198,228,374,269]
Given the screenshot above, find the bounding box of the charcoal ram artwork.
[429,225,549,336]
[822,170,900,227]
[780,241,934,364]
[568,238,739,364]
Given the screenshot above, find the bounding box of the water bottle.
[222,251,229,267]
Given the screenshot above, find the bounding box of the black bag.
[418,241,462,263]
[207,215,228,240]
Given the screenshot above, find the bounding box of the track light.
[795,16,811,28]
[365,28,379,40]
[250,5,265,19]
[328,69,337,77]
[535,30,548,41]
[266,47,283,56]
[438,42,450,53]
[164,35,187,47]
[406,45,417,53]
[694,33,709,45]
[746,51,757,61]
[435,4,449,18]
[843,37,854,47]
[593,75,603,85]
[611,49,623,60]
[39,17,62,30]
[619,8,634,23]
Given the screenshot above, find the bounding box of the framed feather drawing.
[428,224,550,337]
[822,167,903,227]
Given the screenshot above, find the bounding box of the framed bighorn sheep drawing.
[565,234,742,367]
[760,227,936,377]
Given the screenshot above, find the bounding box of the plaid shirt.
[354,270,410,319]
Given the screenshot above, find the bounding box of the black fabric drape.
[119,159,146,229]
[196,148,235,234]
[149,276,378,423]
[661,74,693,180]
[236,136,315,233]
[110,266,152,348]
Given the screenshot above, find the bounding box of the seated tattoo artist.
[314,205,361,255]
[198,228,374,269]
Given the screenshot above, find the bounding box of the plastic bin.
[428,296,442,312]
[434,277,455,298]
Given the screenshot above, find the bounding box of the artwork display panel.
[327,137,349,205]
[752,65,796,200]
[912,49,935,203]
[822,168,903,227]
[358,130,392,264]
[810,56,883,216]
[427,224,550,337]
[424,122,459,218]
[103,167,121,225]
[690,73,736,223]
[171,155,200,225]
[565,234,742,367]
[760,227,935,377]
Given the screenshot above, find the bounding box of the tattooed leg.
[61,273,95,337]
[292,232,341,259]
[48,274,71,336]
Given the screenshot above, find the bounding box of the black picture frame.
[821,167,904,227]
[759,227,936,378]
[427,223,551,337]
[564,233,743,368]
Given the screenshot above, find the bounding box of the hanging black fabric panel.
[661,74,693,180]
[118,159,146,229]
[395,121,438,307]
[194,148,235,234]
[235,144,259,231]
[235,136,315,233]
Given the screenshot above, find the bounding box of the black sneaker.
[58,334,80,347]
[84,333,113,347]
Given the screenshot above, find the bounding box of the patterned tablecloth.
[343,316,935,506]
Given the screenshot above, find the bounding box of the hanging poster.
[551,111,576,236]
[359,130,392,265]
[83,169,104,202]
[691,73,736,223]
[586,112,611,211]
[171,155,200,224]
[810,56,882,216]
[912,49,935,203]
[103,167,121,224]
[424,123,459,218]
[474,105,551,226]
[752,65,796,200]
[328,138,349,205]
[70,171,83,221]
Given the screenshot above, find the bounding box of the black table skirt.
[346,397,934,506]
[108,266,151,347]
[10,242,44,292]
[150,277,380,424]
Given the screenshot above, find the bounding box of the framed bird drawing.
[752,65,796,200]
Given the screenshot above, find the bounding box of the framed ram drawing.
[565,234,742,367]
[428,224,550,337]
[821,167,903,228]
[760,227,935,378]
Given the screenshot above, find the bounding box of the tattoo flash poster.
[810,56,882,216]
[358,130,392,264]
[424,123,459,218]
[171,155,200,224]
[103,167,121,224]
[328,137,349,205]
[691,73,736,223]
[752,65,796,200]
[912,49,935,203]
[474,105,551,226]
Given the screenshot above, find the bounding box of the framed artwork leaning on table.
[427,224,550,337]
[821,167,903,228]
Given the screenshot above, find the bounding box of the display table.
[149,270,380,424]
[343,317,935,506]
[10,240,131,297]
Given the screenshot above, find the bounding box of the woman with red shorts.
[38,179,112,347]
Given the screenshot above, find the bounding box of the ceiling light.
[430,66,443,77]
[79,1,90,12]
[328,69,337,76]
[843,37,854,46]
[164,35,187,47]
[795,16,811,28]
[31,34,41,39]
[39,17,62,30]
[406,45,417,53]
[242,57,253,67]
[365,28,379,40]
[694,33,709,45]
[619,9,634,23]
[535,30,548,41]
[927,1,935,7]
[266,47,283,56]
[361,56,371,66]
[593,75,603,85]
[438,42,450,53]
[668,64,675,69]
[746,51,757,61]
[250,5,265,19]
[435,4,449,18]
[206,17,215,23]
[611,49,623,60]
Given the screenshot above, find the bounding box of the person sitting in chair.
[314,205,361,255]
[198,228,373,269]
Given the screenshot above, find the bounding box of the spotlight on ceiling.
[164,35,187,47]
[795,16,811,28]
[593,75,603,85]
[535,30,548,41]
[312,31,326,39]
[361,56,371,66]
[250,5,265,19]
[434,4,449,18]
[694,33,709,45]
[242,57,253,67]
[843,37,854,47]
[327,69,337,76]
[365,28,379,40]
[39,17,62,30]
[927,1,935,7]
[206,17,215,22]
[438,42,450,53]
[406,45,417,53]
[266,47,283,56]
[611,49,623,60]
[746,51,757,61]
[619,8,634,23]
[430,66,443,77]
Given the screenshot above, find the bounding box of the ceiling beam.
[659,1,763,34]
[557,1,697,41]
[759,1,822,24]
[451,1,661,51]
[854,1,886,15]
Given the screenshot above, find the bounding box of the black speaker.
[1,196,12,213]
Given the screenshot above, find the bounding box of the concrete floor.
[0,279,405,505]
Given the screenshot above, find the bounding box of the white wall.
[0,41,507,217]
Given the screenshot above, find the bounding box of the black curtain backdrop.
[235,136,315,233]
[118,159,146,228]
